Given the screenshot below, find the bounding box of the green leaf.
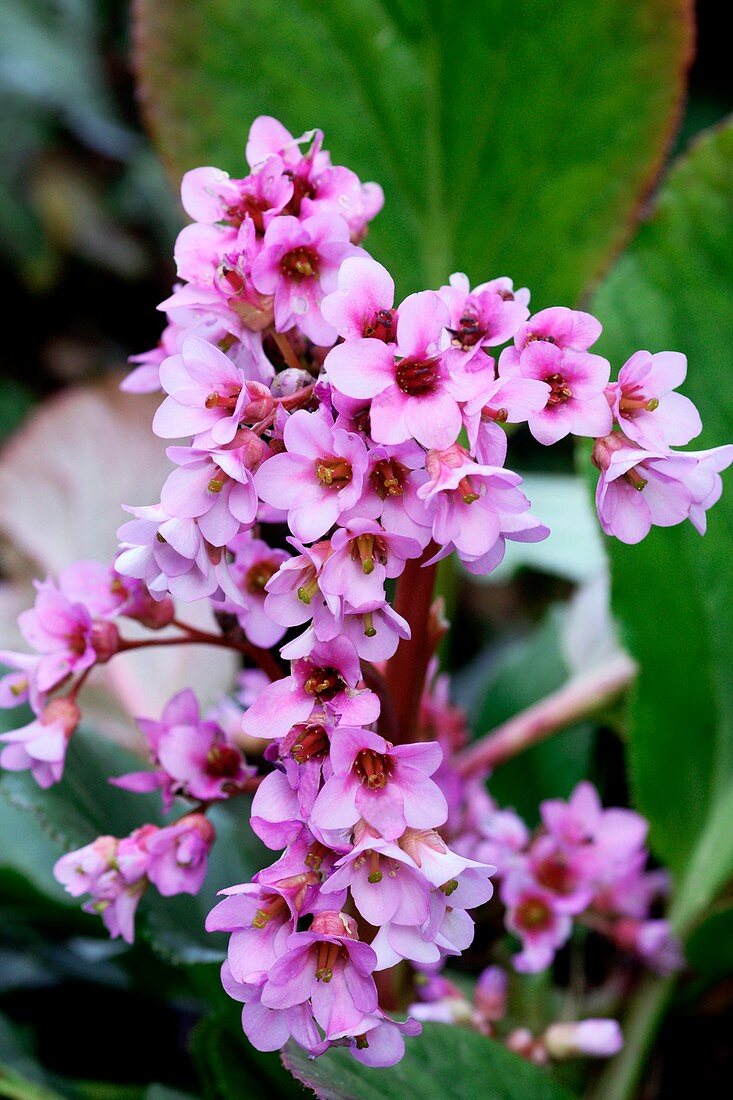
[685,901,733,985]
[469,608,594,822]
[590,118,733,933]
[190,1007,301,1100]
[134,0,691,298]
[281,1022,575,1100]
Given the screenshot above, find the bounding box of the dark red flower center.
[545,372,573,405]
[363,308,396,342]
[370,458,408,500]
[205,743,242,778]
[245,559,279,594]
[535,853,577,896]
[281,246,319,280]
[355,748,391,789]
[303,666,345,701]
[515,896,553,931]
[395,356,439,396]
[290,723,331,763]
[315,457,353,489]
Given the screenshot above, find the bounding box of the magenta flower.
[260,911,378,1038]
[417,446,549,571]
[614,918,683,975]
[161,437,262,547]
[251,213,361,345]
[607,350,702,450]
[526,834,595,915]
[500,339,612,445]
[0,697,80,788]
[321,256,396,342]
[507,306,603,355]
[254,409,368,543]
[18,579,98,694]
[145,813,215,896]
[227,535,290,647]
[311,729,447,840]
[593,434,733,544]
[321,833,432,927]
[502,872,572,973]
[438,272,530,354]
[325,290,485,449]
[319,520,422,612]
[153,336,254,444]
[263,537,335,636]
[241,637,379,742]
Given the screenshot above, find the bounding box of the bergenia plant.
[1,116,730,1079]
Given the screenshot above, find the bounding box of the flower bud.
[91,620,120,664]
[544,1019,623,1060]
[271,367,313,398]
[310,910,358,939]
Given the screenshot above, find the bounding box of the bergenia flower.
[606,350,702,450]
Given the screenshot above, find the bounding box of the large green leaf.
[281,1022,575,1100]
[590,119,733,933]
[133,0,692,297]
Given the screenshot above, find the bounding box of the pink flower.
[260,911,378,1038]
[348,442,432,548]
[438,272,530,353]
[606,351,701,450]
[311,729,447,840]
[145,813,215,896]
[321,833,432,927]
[507,306,603,355]
[181,158,292,236]
[161,437,262,547]
[502,872,572,972]
[263,538,335,635]
[500,340,612,445]
[321,256,396,342]
[0,698,79,788]
[325,290,485,449]
[241,637,379,741]
[592,434,733,544]
[207,880,300,984]
[417,446,549,572]
[251,214,362,345]
[613,918,683,974]
[226,535,290,647]
[113,689,253,809]
[18,579,98,694]
[319,520,421,612]
[254,409,368,543]
[116,503,243,606]
[153,336,257,444]
[54,835,117,896]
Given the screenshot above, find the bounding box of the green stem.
[589,974,675,1100]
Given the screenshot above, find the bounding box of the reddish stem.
[383,548,439,743]
[120,624,283,682]
[453,653,637,778]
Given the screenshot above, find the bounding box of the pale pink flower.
[606,350,701,450]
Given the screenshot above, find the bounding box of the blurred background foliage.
[1,2,733,1099]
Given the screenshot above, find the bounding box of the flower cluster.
[54,813,215,943]
[1,114,729,1073]
[449,779,680,976]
